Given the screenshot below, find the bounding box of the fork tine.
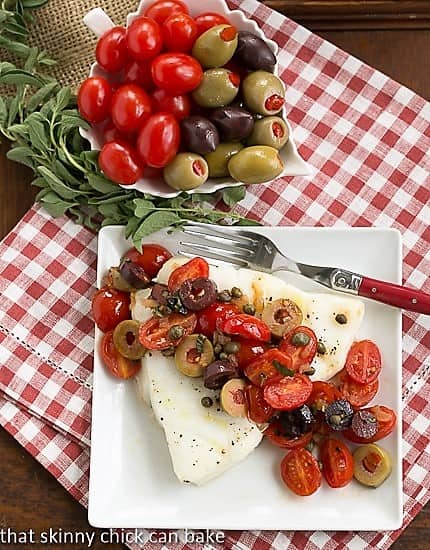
[181,227,251,254]
[179,241,248,267]
[179,250,246,269]
[183,222,260,246]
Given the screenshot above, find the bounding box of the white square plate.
[89,226,402,530]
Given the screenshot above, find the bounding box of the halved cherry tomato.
[221,314,271,342]
[307,381,341,413]
[246,385,273,424]
[168,257,209,292]
[78,77,112,123]
[279,326,317,372]
[196,302,239,337]
[264,374,313,411]
[337,369,379,408]
[235,339,269,369]
[194,12,229,37]
[151,53,203,94]
[99,141,144,185]
[138,312,197,350]
[280,448,321,496]
[101,331,141,379]
[92,286,130,332]
[244,349,291,387]
[123,244,171,278]
[151,88,191,120]
[162,13,197,52]
[346,340,382,385]
[265,420,312,449]
[137,112,180,167]
[320,438,354,488]
[144,0,189,25]
[126,16,163,62]
[343,405,396,443]
[123,61,154,91]
[111,84,152,133]
[96,26,127,73]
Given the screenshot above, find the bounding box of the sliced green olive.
[174,334,215,377]
[220,378,248,417]
[261,298,303,338]
[113,320,146,360]
[353,443,392,487]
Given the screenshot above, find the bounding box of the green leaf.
[22,0,50,9]
[86,173,120,194]
[26,81,58,112]
[7,123,29,138]
[222,185,246,207]
[133,198,155,217]
[87,193,127,205]
[125,216,140,239]
[52,160,83,187]
[23,46,38,71]
[133,211,181,251]
[235,218,262,226]
[0,69,43,87]
[27,118,48,152]
[31,176,48,188]
[0,97,7,127]
[0,35,30,57]
[41,200,77,218]
[0,62,16,73]
[37,165,84,200]
[99,202,123,220]
[55,87,72,111]
[6,146,35,168]
[7,95,20,126]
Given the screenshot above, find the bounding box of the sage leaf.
[55,87,71,111]
[26,81,58,112]
[22,0,50,8]
[236,217,262,226]
[0,70,43,87]
[222,185,246,207]
[125,216,141,239]
[0,97,7,127]
[6,146,35,168]
[27,118,48,152]
[133,211,181,251]
[37,165,85,200]
[23,46,38,71]
[133,198,155,217]
[53,160,82,187]
[42,200,77,218]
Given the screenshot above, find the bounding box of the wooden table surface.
[1,6,430,550]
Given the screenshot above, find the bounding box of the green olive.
[163,153,208,191]
[204,142,243,178]
[220,378,248,417]
[113,320,146,360]
[228,146,284,184]
[242,71,285,115]
[353,443,392,487]
[192,24,238,68]
[175,334,215,377]
[261,298,302,338]
[192,69,240,108]
[247,116,289,149]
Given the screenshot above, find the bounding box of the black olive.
[234,31,276,72]
[325,399,354,431]
[178,277,217,311]
[204,360,238,389]
[209,106,254,141]
[351,410,378,439]
[119,259,151,289]
[278,405,315,438]
[166,294,188,315]
[181,116,219,155]
[150,283,170,305]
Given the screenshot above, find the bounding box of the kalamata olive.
[192,24,238,68]
[351,410,379,439]
[119,259,151,289]
[204,142,243,178]
[209,106,254,141]
[175,334,215,377]
[163,152,208,190]
[228,145,284,184]
[204,360,238,389]
[279,405,315,438]
[150,283,169,305]
[178,277,217,311]
[107,266,135,292]
[242,71,285,116]
[181,116,219,154]
[325,399,354,431]
[262,298,302,338]
[247,116,289,149]
[234,31,276,72]
[192,68,240,108]
[113,320,146,360]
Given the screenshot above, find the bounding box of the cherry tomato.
[279,326,317,373]
[92,286,130,332]
[144,0,188,25]
[151,53,203,94]
[123,245,172,278]
[123,61,154,90]
[126,16,163,62]
[78,77,112,123]
[343,405,396,443]
[137,112,180,168]
[101,331,141,379]
[102,121,132,144]
[162,13,197,52]
[196,302,239,337]
[244,349,291,387]
[221,314,271,342]
[96,26,127,73]
[168,257,209,292]
[265,420,313,449]
[320,438,354,488]
[138,312,197,350]
[151,88,191,120]
[194,12,229,37]
[246,385,273,424]
[99,141,144,185]
[337,369,379,408]
[307,381,341,414]
[264,374,313,411]
[346,340,382,385]
[280,448,321,496]
[235,339,269,369]
[111,84,152,133]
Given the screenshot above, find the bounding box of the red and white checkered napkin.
[0,0,429,547]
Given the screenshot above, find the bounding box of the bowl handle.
[83,8,115,38]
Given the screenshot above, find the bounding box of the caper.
[291,332,311,347]
[204,142,243,178]
[218,290,232,302]
[231,287,243,298]
[303,366,316,376]
[168,325,185,341]
[219,352,228,360]
[317,341,327,355]
[243,303,256,315]
[228,145,284,184]
[201,396,213,408]
[192,24,238,68]
[162,347,176,357]
[242,71,285,116]
[335,313,348,324]
[192,68,240,108]
[213,343,223,354]
[224,341,240,354]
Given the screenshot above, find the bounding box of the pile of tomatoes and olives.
[78,0,288,188]
[92,244,397,497]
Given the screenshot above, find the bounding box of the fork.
[179,223,430,315]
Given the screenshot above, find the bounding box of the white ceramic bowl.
[81,0,310,198]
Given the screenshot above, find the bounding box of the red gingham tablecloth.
[1,0,429,548]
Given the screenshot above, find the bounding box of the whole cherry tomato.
[92,286,130,332]
[320,438,354,488]
[144,0,188,24]
[246,385,274,424]
[138,312,197,350]
[244,349,291,387]
[168,257,209,292]
[123,61,154,91]
[96,26,128,73]
[235,339,268,369]
[162,13,197,52]
[220,314,271,342]
[281,448,321,496]
[126,16,163,62]
[264,420,313,449]
[263,374,313,411]
[137,112,180,168]
[196,302,239,337]
[337,369,379,408]
[279,325,317,373]
[151,53,203,94]
[343,405,396,443]
[78,77,112,123]
[111,84,152,133]
[151,89,191,120]
[99,141,144,185]
[194,12,229,37]
[123,244,172,278]
[345,340,382,385]
[307,381,341,414]
[101,331,141,379]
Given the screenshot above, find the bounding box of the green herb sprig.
[0,0,258,249]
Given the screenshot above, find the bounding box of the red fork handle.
[358,276,430,314]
